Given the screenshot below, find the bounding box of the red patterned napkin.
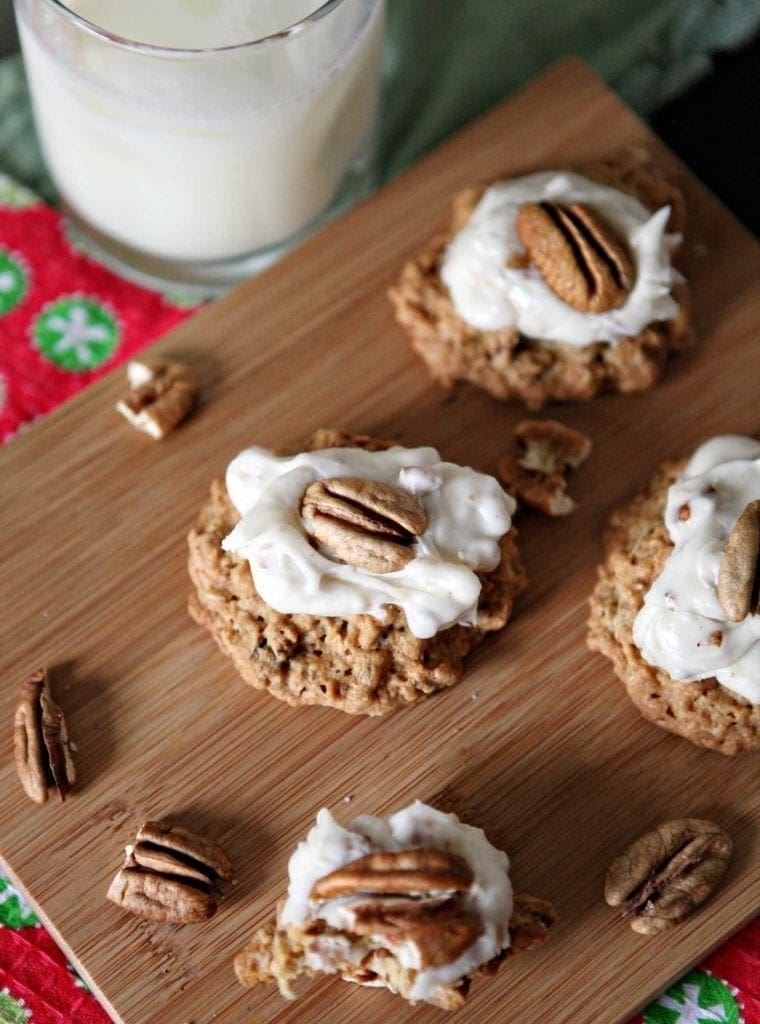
[0,873,757,1023]
[0,179,757,1024]
[0,175,195,443]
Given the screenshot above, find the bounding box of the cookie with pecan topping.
[234,801,556,1009]
[587,457,760,755]
[389,147,691,409]
[187,429,526,715]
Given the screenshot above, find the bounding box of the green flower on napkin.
[33,296,119,371]
[0,876,39,929]
[0,249,26,315]
[0,989,31,1023]
[644,969,740,1024]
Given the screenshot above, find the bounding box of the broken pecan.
[14,669,75,804]
[300,477,427,574]
[717,499,760,622]
[497,419,592,516]
[310,848,482,969]
[516,201,634,313]
[605,819,732,934]
[115,358,197,439]
[507,893,559,953]
[107,820,234,924]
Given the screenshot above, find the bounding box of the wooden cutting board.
[1,58,758,1024]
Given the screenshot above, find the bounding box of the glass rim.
[36,0,353,55]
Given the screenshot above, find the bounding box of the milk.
[63,0,328,49]
[16,0,384,264]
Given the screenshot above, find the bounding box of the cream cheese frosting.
[441,171,681,347]
[222,444,515,639]
[280,801,513,1004]
[633,435,760,704]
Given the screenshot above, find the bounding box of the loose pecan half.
[107,820,234,924]
[717,499,760,622]
[516,201,634,313]
[605,819,732,934]
[14,668,75,804]
[300,477,427,574]
[115,358,197,439]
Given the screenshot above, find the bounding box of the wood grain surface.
[1,59,758,1024]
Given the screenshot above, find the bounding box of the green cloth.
[2,0,758,199]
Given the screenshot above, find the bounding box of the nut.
[516,201,634,313]
[107,820,234,924]
[14,668,75,804]
[300,477,427,574]
[604,819,732,934]
[307,428,397,453]
[351,895,483,969]
[717,499,760,622]
[310,848,474,901]
[310,848,481,969]
[497,419,592,516]
[115,358,197,439]
[508,893,558,953]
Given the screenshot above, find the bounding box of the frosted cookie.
[390,148,692,409]
[588,435,760,754]
[188,429,526,715]
[234,800,556,1009]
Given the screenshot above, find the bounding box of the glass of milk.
[14,0,385,292]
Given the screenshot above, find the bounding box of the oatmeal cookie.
[188,430,526,715]
[587,460,760,754]
[389,147,692,409]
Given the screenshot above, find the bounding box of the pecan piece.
[107,820,234,924]
[717,499,760,622]
[307,428,397,453]
[516,201,634,313]
[14,669,75,804]
[115,358,197,439]
[351,896,483,969]
[300,477,427,574]
[498,419,591,516]
[310,848,482,969]
[507,893,558,953]
[310,848,473,901]
[605,819,732,934]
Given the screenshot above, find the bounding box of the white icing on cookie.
[441,171,681,347]
[634,435,760,704]
[222,444,515,639]
[281,801,513,1004]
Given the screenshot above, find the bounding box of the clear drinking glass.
[14,0,385,294]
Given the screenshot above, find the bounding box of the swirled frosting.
[221,444,515,639]
[441,171,681,347]
[280,801,513,1004]
[633,435,760,704]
